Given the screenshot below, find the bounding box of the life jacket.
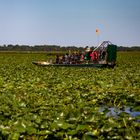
[91,51,98,60]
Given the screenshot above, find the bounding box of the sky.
[0,0,140,47]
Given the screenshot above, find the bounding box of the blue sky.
[0,0,140,47]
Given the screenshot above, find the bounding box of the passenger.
[80,53,85,63]
[84,47,92,63]
[55,55,60,64]
[77,52,81,63]
[91,51,98,63]
[59,56,63,64]
[74,52,79,64]
[65,53,69,64]
[70,53,75,64]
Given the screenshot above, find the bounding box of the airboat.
[32,41,117,68]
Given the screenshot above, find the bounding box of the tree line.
[0,44,140,52]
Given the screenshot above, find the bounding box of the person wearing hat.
[84,46,92,63]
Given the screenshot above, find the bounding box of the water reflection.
[99,106,140,122]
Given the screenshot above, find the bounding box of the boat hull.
[32,61,115,68]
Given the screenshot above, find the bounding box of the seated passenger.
[90,51,98,63]
[55,55,60,64]
[84,47,92,63]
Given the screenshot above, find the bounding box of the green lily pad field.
[0,52,140,139]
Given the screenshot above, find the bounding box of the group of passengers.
[55,47,103,64]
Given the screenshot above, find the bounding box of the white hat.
[85,47,90,52]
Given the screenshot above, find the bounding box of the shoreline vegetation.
[0,44,140,52]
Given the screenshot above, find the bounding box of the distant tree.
[0,44,140,52]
